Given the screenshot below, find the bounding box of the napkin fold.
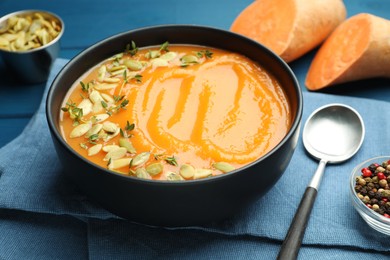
[1,59,389,259]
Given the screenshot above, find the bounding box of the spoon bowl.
[303,104,365,163]
[278,103,365,260]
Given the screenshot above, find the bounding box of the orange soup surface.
[60,43,291,181]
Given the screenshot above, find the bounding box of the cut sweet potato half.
[230,0,346,63]
[306,13,390,90]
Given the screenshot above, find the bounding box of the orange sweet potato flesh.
[306,13,390,90]
[230,0,346,63]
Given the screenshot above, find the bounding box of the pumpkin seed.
[110,69,126,76]
[179,164,195,179]
[109,65,126,72]
[94,82,118,90]
[146,162,163,176]
[89,90,103,104]
[102,127,120,142]
[119,138,136,153]
[103,77,120,83]
[70,123,92,138]
[212,162,235,173]
[78,99,93,116]
[97,65,107,82]
[88,144,102,156]
[101,93,114,103]
[181,54,198,64]
[135,168,151,180]
[166,172,184,181]
[108,53,123,61]
[104,147,127,161]
[92,102,104,113]
[108,158,132,170]
[89,91,105,113]
[131,152,150,167]
[102,144,120,153]
[0,12,61,52]
[194,168,213,179]
[151,58,168,67]
[98,129,108,140]
[145,50,160,59]
[86,123,103,138]
[160,51,177,61]
[93,113,109,123]
[124,59,143,71]
[102,121,118,133]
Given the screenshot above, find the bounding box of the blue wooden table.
[2,2,390,259]
[0,0,389,148]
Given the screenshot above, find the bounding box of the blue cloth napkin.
[1,59,389,259]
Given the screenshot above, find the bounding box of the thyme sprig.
[165,155,178,166]
[159,41,169,52]
[196,50,213,59]
[126,41,138,56]
[120,120,135,138]
[61,100,84,125]
[80,81,90,93]
[105,96,129,116]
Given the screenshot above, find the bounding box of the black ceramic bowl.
[46,25,303,227]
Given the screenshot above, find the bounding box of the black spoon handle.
[276,186,318,260]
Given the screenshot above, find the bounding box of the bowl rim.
[349,155,390,225]
[0,9,64,54]
[46,24,303,185]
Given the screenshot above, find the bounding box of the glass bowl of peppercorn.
[350,156,390,235]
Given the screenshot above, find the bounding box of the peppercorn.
[377,172,386,180]
[358,178,366,186]
[363,195,371,203]
[354,159,390,217]
[371,198,379,205]
[362,167,372,177]
[379,179,388,188]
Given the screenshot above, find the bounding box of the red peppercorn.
[361,167,372,177]
[382,198,388,203]
[377,172,386,180]
[366,204,372,209]
[384,213,390,218]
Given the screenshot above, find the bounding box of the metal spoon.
[277,103,365,260]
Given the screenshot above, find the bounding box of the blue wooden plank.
[0,0,390,151]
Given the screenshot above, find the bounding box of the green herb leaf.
[114,95,125,103]
[120,99,129,109]
[159,41,169,52]
[153,153,163,160]
[127,41,138,56]
[125,121,135,131]
[120,128,125,138]
[80,81,90,92]
[88,134,99,144]
[132,74,142,83]
[123,69,128,83]
[165,155,178,166]
[80,143,88,150]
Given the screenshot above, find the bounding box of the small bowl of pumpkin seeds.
[0,10,64,83]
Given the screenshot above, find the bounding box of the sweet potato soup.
[60,42,291,181]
